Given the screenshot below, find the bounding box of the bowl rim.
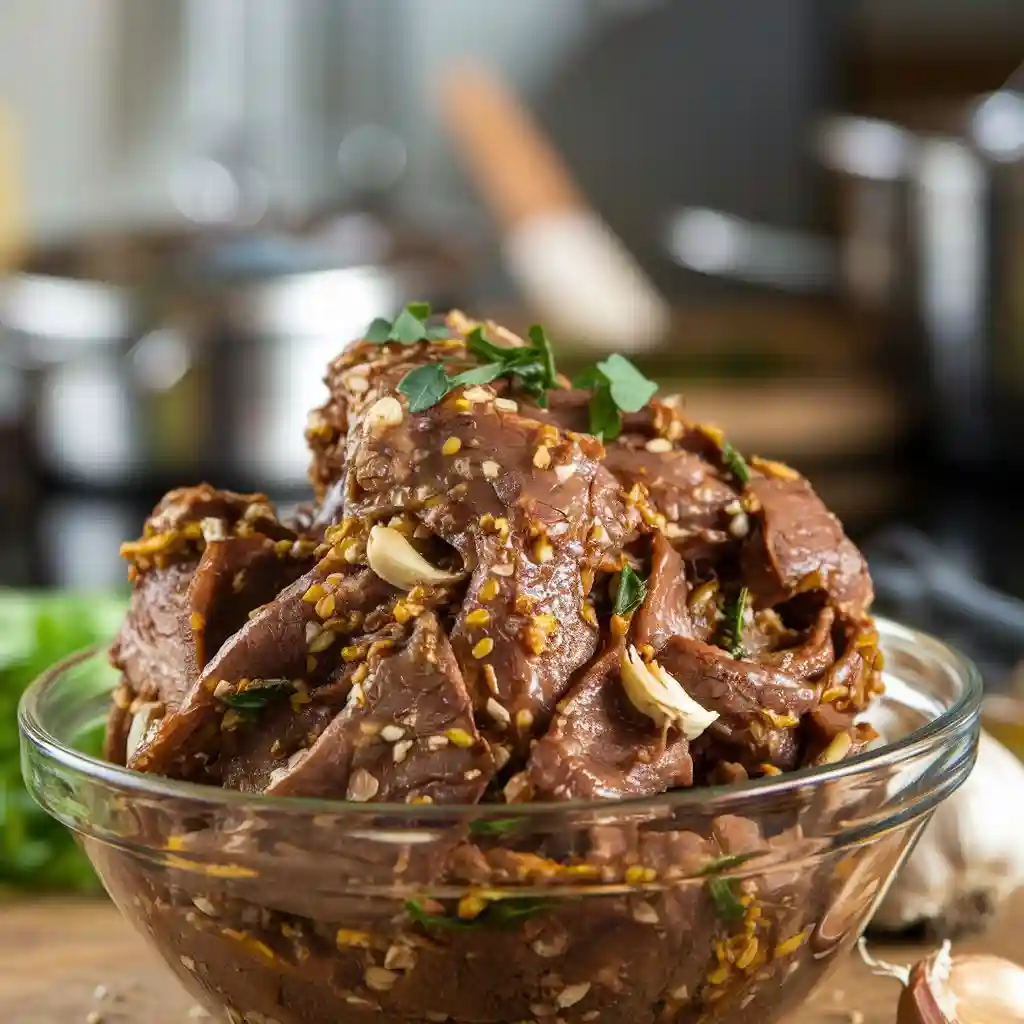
[19,617,982,821]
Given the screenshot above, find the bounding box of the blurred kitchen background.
[2,0,1024,689]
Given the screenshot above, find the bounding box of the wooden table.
[3,894,1022,1023]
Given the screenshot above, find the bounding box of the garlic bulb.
[859,939,1024,1023]
[871,728,1024,937]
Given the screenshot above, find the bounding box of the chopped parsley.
[365,302,451,346]
[573,354,658,441]
[697,852,759,876]
[720,439,750,485]
[405,896,552,931]
[706,876,746,922]
[612,564,647,617]
[396,323,562,413]
[715,587,750,659]
[218,679,295,716]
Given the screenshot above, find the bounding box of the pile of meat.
[107,310,882,803]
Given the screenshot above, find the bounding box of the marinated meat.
[104,307,887,1024]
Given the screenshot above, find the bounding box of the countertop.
[3,893,1022,1024]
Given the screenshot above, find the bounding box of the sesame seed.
[348,769,379,802]
[393,740,414,763]
[380,725,405,742]
[465,608,491,627]
[365,967,398,992]
[482,460,501,478]
[645,437,673,453]
[483,664,500,695]
[427,734,449,750]
[486,697,511,727]
[445,727,474,749]
[309,630,337,654]
[315,593,336,619]
[463,386,493,403]
[472,637,494,659]
[442,436,462,456]
[533,445,552,469]
[494,397,518,412]
[304,621,322,644]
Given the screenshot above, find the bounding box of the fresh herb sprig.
[397,324,561,414]
[573,354,658,442]
[612,565,647,617]
[365,302,451,346]
[720,440,750,485]
[706,876,746,922]
[406,896,552,931]
[715,587,750,659]
[697,852,759,877]
[218,679,295,717]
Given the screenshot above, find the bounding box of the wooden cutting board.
[3,893,1022,1024]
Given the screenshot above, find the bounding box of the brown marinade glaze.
[105,309,887,1024]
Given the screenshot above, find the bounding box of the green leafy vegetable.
[574,354,657,441]
[468,817,521,837]
[406,896,553,931]
[399,363,454,413]
[0,589,127,894]
[697,852,759,876]
[364,302,450,346]
[716,586,749,659]
[707,876,746,922]
[720,440,750,485]
[612,565,647,617]
[218,679,295,717]
[395,324,563,414]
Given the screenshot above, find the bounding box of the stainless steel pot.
[665,92,1024,468]
[1,219,465,491]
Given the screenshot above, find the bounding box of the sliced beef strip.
[741,474,873,616]
[632,532,693,652]
[522,643,694,801]
[766,605,836,679]
[339,386,644,735]
[658,635,818,772]
[268,613,495,803]
[130,566,397,780]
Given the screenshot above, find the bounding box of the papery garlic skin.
[872,729,1024,935]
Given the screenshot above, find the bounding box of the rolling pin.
[437,62,670,352]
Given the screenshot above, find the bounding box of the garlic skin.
[871,729,1024,936]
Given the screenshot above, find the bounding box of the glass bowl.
[20,619,980,1024]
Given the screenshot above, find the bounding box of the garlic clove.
[893,943,1024,1024]
[363,395,404,436]
[871,729,1024,938]
[366,525,465,591]
[620,645,719,740]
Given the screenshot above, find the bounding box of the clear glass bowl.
[20,619,981,1024]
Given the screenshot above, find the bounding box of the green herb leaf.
[613,565,647,617]
[399,363,454,413]
[390,307,430,345]
[572,366,606,390]
[469,817,521,837]
[528,325,559,389]
[219,679,295,716]
[406,896,552,931]
[451,362,507,388]
[596,353,658,413]
[426,325,453,340]
[716,586,749,659]
[364,317,393,343]
[720,440,750,485]
[697,852,759,876]
[405,301,432,320]
[587,383,620,442]
[707,877,746,922]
